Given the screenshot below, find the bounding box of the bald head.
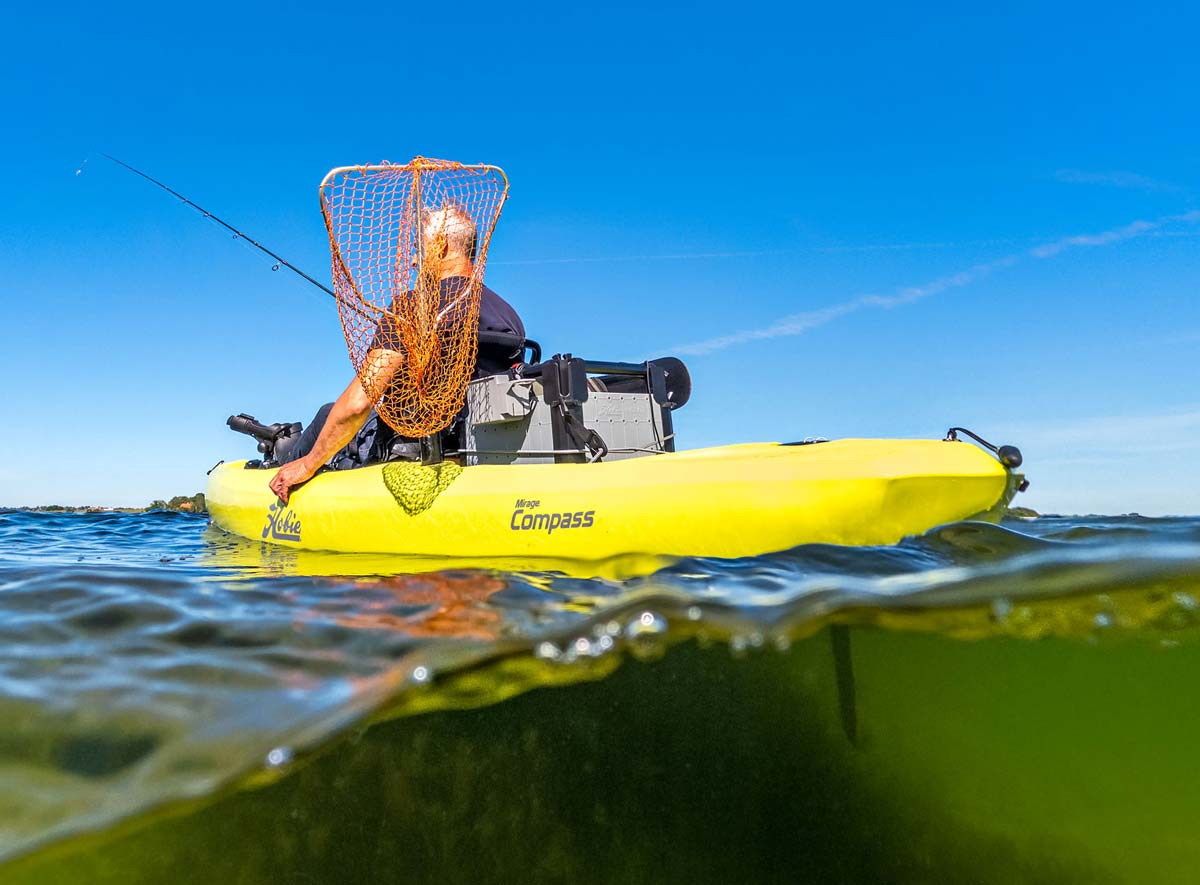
[421,203,477,263]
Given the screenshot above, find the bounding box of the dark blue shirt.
[371,276,525,377]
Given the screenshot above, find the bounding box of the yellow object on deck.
[206,439,1018,566]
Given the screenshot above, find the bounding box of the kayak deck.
[206,439,1018,561]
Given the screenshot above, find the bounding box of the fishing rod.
[98,153,338,299]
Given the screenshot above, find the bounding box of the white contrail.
[1030,210,1200,258]
[673,210,1200,357]
[1030,219,1155,258]
[1054,169,1178,192]
[494,238,1025,266]
[492,249,785,266]
[674,257,1015,356]
[670,302,864,355]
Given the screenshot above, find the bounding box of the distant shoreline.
[12,506,149,513]
[8,494,208,515]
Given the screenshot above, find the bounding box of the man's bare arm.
[268,350,401,503]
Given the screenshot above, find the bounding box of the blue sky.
[1,1,1197,514]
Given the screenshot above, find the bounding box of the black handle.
[227,413,285,444]
[477,331,541,365]
[946,427,1023,468]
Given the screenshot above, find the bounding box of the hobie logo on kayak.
[510,498,594,534]
[263,501,302,542]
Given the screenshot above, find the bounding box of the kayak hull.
[206,440,1017,563]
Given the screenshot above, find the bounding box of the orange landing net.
[319,157,509,438]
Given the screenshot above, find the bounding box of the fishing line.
[87,152,338,299]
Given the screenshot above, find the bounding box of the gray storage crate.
[460,374,668,465]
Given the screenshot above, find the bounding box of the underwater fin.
[830,625,858,747]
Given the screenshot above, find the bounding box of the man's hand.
[269,459,316,505]
[266,355,401,506]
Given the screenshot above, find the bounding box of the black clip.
[541,353,589,407]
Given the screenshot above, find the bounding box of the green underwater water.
[1,511,1199,882]
[9,625,1200,883]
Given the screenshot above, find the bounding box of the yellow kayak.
[206,439,1020,564]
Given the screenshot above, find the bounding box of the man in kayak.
[268,204,524,504]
